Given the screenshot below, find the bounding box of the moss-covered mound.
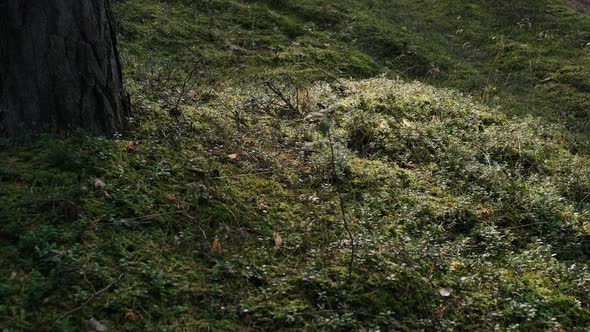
[2,77,590,330]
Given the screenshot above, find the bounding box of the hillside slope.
[116,0,590,142]
[1,0,590,330]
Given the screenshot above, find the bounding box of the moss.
[3,0,590,330]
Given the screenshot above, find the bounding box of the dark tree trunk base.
[0,0,129,139]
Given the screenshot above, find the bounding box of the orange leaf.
[211,238,222,254]
[436,303,444,320]
[477,207,493,219]
[123,141,135,151]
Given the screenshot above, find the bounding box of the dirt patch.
[566,0,590,13]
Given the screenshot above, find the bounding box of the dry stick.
[118,210,183,223]
[327,130,355,281]
[54,273,124,324]
[173,66,199,111]
[317,67,345,86]
[264,81,300,115]
[577,192,590,209]
[285,75,302,111]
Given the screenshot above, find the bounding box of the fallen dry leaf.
[165,193,177,202]
[438,288,452,297]
[124,309,139,321]
[308,194,320,202]
[477,207,493,219]
[122,141,134,151]
[94,179,106,189]
[402,118,414,128]
[211,238,222,254]
[273,231,283,250]
[227,153,239,160]
[436,303,444,320]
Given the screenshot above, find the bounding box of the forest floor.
[567,0,590,13]
[2,0,590,331]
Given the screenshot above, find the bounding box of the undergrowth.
[2,0,590,330]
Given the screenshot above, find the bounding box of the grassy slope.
[117,0,590,138]
[2,0,590,330]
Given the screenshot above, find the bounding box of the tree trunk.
[0,0,130,139]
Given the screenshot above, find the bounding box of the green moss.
[3,0,590,330]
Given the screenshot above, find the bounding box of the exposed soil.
[566,0,590,13]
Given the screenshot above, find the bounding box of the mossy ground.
[2,0,590,330]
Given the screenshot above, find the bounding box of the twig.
[327,130,355,281]
[317,67,345,86]
[118,210,183,223]
[173,66,199,112]
[265,81,301,116]
[54,273,124,323]
[179,212,208,239]
[577,192,590,209]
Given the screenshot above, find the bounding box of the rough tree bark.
[0,0,130,139]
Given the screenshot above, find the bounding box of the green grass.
[2,0,590,330]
